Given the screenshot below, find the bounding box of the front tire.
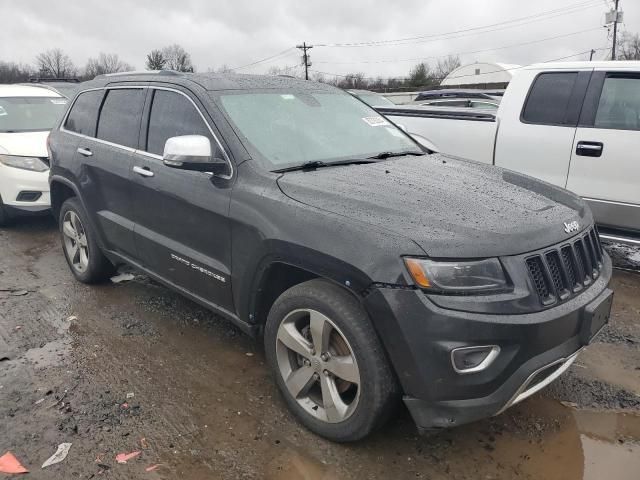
[264,279,399,442]
[59,197,114,283]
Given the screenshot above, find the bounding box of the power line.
[314,27,604,65]
[230,47,297,71]
[309,48,611,82]
[314,0,603,47]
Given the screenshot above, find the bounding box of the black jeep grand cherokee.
[47,72,613,442]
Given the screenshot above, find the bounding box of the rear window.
[96,89,145,148]
[521,72,577,125]
[65,90,103,136]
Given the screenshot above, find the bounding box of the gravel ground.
[1,217,639,480]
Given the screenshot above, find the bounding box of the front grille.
[526,226,603,306]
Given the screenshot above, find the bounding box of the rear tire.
[264,279,399,442]
[59,197,115,283]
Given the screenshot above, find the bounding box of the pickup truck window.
[218,91,417,170]
[594,76,640,131]
[146,90,213,156]
[96,89,145,149]
[65,90,104,137]
[521,72,577,126]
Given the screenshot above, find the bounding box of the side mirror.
[162,135,228,174]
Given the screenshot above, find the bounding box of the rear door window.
[145,89,214,156]
[96,89,145,148]
[521,72,578,125]
[594,75,640,130]
[65,90,104,136]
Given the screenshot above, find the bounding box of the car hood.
[0,131,50,157]
[277,155,591,258]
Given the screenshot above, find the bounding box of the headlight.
[404,257,508,293]
[0,154,49,172]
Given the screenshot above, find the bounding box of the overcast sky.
[0,0,637,79]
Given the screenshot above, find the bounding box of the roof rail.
[29,77,80,83]
[96,70,183,78]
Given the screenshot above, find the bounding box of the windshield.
[354,92,395,107]
[218,91,418,170]
[0,96,68,133]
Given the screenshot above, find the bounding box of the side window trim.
[60,85,233,179]
[140,86,234,180]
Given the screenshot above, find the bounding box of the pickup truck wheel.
[59,197,114,283]
[265,279,398,442]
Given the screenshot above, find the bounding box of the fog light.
[451,345,500,374]
[16,191,42,202]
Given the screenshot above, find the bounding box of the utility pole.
[611,0,620,60]
[590,49,596,61]
[296,42,313,80]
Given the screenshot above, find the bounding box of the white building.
[441,62,521,86]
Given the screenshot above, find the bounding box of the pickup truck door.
[130,86,236,312]
[494,70,591,187]
[567,71,640,233]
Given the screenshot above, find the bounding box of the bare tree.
[85,53,133,78]
[161,44,194,72]
[0,61,33,83]
[35,48,77,78]
[435,55,462,79]
[145,50,166,70]
[617,32,640,60]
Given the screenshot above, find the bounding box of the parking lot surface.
[1,217,639,479]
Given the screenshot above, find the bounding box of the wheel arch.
[49,175,80,219]
[246,250,373,331]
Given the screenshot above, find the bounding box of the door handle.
[77,147,93,157]
[576,141,603,157]
[133,165,154,177]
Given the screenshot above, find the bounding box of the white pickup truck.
[377,61,640,244]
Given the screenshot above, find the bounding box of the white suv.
[0,84,68,225]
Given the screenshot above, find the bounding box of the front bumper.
[0,163,51,214]
[363,255,612,431]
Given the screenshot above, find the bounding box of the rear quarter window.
[521,72,578,125]
[96,89,145,148]
[64,90,104,136]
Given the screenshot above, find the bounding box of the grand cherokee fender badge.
[563,221,580,234]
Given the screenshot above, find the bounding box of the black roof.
[82,71,337,92]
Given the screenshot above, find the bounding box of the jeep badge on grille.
[563,221,580,234]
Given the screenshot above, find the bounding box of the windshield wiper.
[273,159,377,173]
[368,151,425,159]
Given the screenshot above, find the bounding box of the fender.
[239,240,377,325]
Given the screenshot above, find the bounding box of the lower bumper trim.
[495,347,582,415]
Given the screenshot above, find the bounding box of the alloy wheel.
[275,308,361,423]
[62,211,90,273]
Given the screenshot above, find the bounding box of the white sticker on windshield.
[50,99,68,105]
[280,94,295,100]
[362,116,389,127]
